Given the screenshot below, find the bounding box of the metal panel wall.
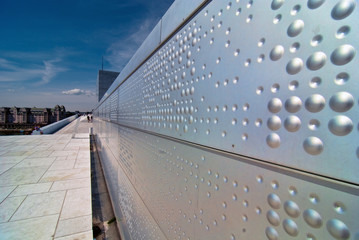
[93,0,359,239]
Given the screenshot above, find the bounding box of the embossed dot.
[326,219,350,239]
[331,0,356,20]
[287,19,304,37]
[286,58,303,75]
[266,227,279,240]
[268,193,281,209]
[284,201,300,218]
[303,137,323,155]
[267,116,281,131]
[308,0,325,9]
[304,209,323,228]
[284,115,301,132]
[268,98,282,113]
[305,94,325,113]
[271,0,284,10]
[306,52,326,70]
[330,44,355,66]
[329,92,354,112]
[328,115,353,136]
[283,219,299,236]
[267,210,280,226]
[270,45,284,61]
[285,96,302,113]
[266,133,280,148]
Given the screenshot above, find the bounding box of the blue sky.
[0,0,174,112]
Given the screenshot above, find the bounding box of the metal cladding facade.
[93,0,359,239]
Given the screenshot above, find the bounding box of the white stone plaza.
[0,116,93,239]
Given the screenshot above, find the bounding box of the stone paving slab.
[0,119,92,239]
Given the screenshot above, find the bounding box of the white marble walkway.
[0,131,92,239]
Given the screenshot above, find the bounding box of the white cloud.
[0,58,67,85]
[38,59,67,85]
[62,88,95,97]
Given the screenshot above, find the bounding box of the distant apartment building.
[0,105,66,124]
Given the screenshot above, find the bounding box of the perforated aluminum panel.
[95,120,359,240]
[93,0,359,239]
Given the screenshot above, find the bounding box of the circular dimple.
[309,193,320,204]
[287,19,304,37]
[311,35,323,47]
[284,201,300,218]
[271,83,280,93]
[271,180,279,189]
[270,45,284,61]
[291,5,301,15]
[303,137,323,155]
[285,96,302,113]
[334,202,346,214]
[308,0,325,9]
[268,193,281,209]
[286,58,303,75]
[335,72,349,85]
[289,186,297,196]
[267,116,281,131]
[330,44,355,66]
[329,92,354,112]
[268,98,282,113]
[307,233,316,240]
[328,115,353,136]
[273,14,282,24]
[336,26,350,39]
[289,80,299,91]
[256,86,264,95]
[283,219,299,236]
[255,118,263,127]
[267,210,280,226]
[290,42,300,53]
[266,227,279,240]
[306,52,327,70]
[309,119,320,130]
[310,77,321,88]
[305,94,325,113]
[331,0,356,20]
[271,0,284,10]
[303,209,323,228]
[266,133,281,148]
[326,219,350,239]
[284,115,301,132]
[258,38,265,47]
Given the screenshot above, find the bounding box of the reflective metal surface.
[94,0,359,239]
